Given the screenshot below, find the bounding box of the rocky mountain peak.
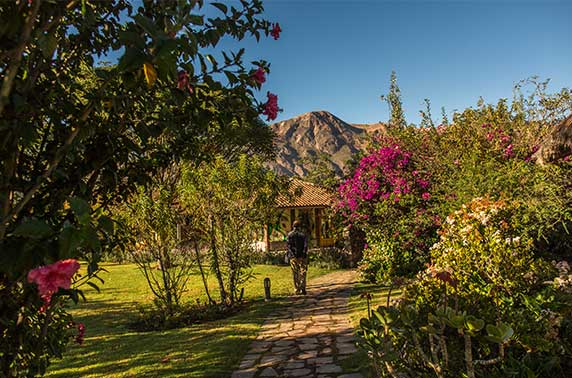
[268,111,386,177]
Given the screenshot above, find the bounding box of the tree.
[300,152,339,189]
[381,71,406,128]
[419,98,434,129]
[179,155,286,306]
[121,164,192,316]
[0,1,278,375]
[440,106,449,126]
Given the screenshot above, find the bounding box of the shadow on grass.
[47,297,292,378]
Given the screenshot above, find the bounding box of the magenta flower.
[28,259,80,310]
[262,92,279,121]
[270,23,281,40]
[422,192,431,200]
[75,323,86,345]
[504,144,514,158]
[177,71,192,93]
[252,67,266,84]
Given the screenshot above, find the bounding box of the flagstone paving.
[231,270,364,378]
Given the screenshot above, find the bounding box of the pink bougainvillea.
[251,67,266,84]
[337,144,432,219]
[262,92,279,121]
[270,23,281,40]
[27,259,80,310]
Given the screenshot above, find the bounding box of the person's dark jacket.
[287,229,308,259]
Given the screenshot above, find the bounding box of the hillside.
[269,110,385,176]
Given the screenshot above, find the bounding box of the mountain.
[268,110,386,177]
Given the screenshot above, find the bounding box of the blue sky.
[210,0,571,125]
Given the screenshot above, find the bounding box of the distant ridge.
[268,111,386,177]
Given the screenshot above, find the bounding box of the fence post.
[264,277,271,301]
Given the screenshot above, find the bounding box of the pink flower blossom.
[262,92,279,121]
[504,144,514,158]
[251,67,266,84]
[177,71,192,93]
[422,192,431,200]
[27,259,80,310]
[75,323,86,345]
[270,23,281,40]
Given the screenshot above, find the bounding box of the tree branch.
[0,0,42,116]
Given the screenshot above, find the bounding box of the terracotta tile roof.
[276,178,335,208]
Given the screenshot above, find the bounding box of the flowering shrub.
[359,198,572,377]
[1,259,83,377]
[414,198,570,374]
[337,143,438,282]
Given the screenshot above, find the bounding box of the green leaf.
[445,314,465,329]
[58,227,83,258]
[485,323,514,343]
[84,227,101,252]
[133,14,160,38]
[189,15,204,25]
[98,216,114,234]
[86,281,100,293]
[118,30,146,49]
[13,218,53,239]
[420,325,438,334]
[360,317,371,330]
[117,47,146,72]
[70,197,91,225]
[211,2,227,14]
[464,316,485,335]
[38,33,58,59]
[70,197,90,217]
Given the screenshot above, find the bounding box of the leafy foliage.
[0,0,278,374]
[179,155,286,306]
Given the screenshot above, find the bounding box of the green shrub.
[358,198,572,377]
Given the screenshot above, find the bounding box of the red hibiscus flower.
[252,67,266,84]
[28,259,80,311]
[270,23,281,40]
[262,92,279,121]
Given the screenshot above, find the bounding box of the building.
[263,179,336,251]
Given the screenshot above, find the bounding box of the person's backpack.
[288,230,307,258]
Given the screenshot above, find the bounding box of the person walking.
[287,220,308,295]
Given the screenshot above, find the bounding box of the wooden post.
[315,208,322,248]
[264,277,271,301]
[264,224,270,252]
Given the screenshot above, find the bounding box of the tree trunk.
[210,217,227,305]
[194,240,214,304]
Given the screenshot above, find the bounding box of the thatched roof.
[532,114,572,164]
[276,178,335,208]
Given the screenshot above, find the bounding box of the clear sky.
[212,0,572,125]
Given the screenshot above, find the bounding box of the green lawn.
[46,263,332,378]
[341,281,403,377]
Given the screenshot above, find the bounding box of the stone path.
[231,270,364,378]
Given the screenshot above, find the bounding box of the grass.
[341,280,403,378]
[46,262,333,378]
